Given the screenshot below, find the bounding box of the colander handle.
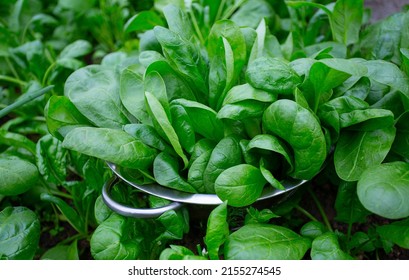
[102,176,183,218]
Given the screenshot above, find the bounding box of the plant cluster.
[1,0,409,260]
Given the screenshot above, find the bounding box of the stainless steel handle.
[102,176,183,218]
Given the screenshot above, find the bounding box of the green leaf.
[159,245,199,260]
[0,129,36,155]
[188,150,212,193]
[145,60,197,102]
[123,124,173,154]
[124,11,164,33]
[215,164,266,207]
[204,136,242,194]
[170,104,195,154]
[334,126,395,182]
[58,0,96,12]
[205,201,229,260]
[357,162,409,219]
[62,127,157,170]
[335,181,370,224]
[364,60,409,99]
[154,26,208,97]
[44,95,92,140]
[0,207,40,260]
[36,135,67,184]
[331,0,363,45]
[119,67,150,124]
[145,91,188,167]
[0,157,39,196]
[170,99,224,142]
[90,214,141,260]
[58,40,92,59]
[246,57,301,94]
[300,221,327,239]
[41,240,79,260]
[153,152,197,193]
[65,65,130,128]
[41,193,85,234]
[247,134,293,171]
[311,232,353,260]
[263,100,327,180]
[224,224,310,260]
[377,218,409,249]
[392,111,409,159]
[244,208,279,225]
[156,209,189,240]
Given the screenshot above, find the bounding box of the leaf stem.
[295,205,319,222]
[307,186,333,232]
[189,11,205,45]
[5,57,21,81]
[0,75,27,87]
[0,85,54,118]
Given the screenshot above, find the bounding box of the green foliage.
[1,0,409,260]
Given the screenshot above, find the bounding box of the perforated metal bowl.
[102,162,307,218]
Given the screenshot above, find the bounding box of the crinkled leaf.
[0,207,40,260]
[263,100,326,180]
[90,214,141,260]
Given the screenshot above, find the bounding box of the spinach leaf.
[247,134,293,172]
[170,104,195,154]
[0,207,40,260]
[311,232,353,260]
[204,201,229,260]
[44,95,93,140]
[249,18,282,62]
[246,57,301,95]
[334,126,395,182]
[145,91,188,166]
[188,150,212,193]
[41,240,79,260]
[357,162,409,219]
[62,127,157,169]
[154,26,208,97]
[90,214,142,260]
[377,218,409,249]
[392,111,409,159]
[41,193,86,234]
[224,224,310,260]
[65,65,130,128]
[153,152,197,193]
[170,99,224,141]
[263,100,327,180]
[203,136,242,194]
[300,221,327,239]
[123,124,173,154]
[331,0,363,46]
[119,67,150,124]
[335,181,370,224]
[124,11,164,33]
[189,139,216,166]
[215,164,267,207]
[160,245,205,260]
[0,157,39,196]
[145,60,197,102]
[35,134,67,185]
